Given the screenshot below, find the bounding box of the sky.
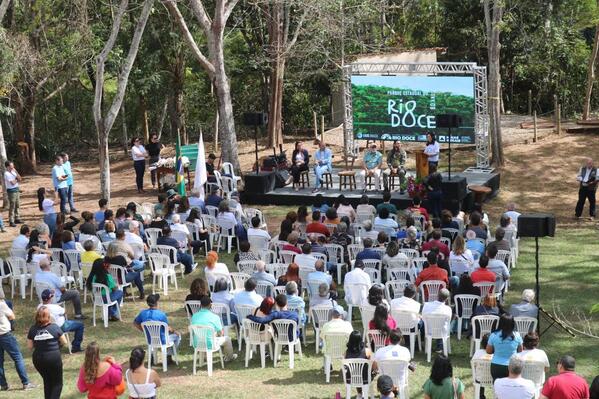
[351,75,475,97]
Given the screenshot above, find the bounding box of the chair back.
[346,282,370,306]
[399,249,419,259]
[156,245,177,264]
[471,358,494,388]
[377,359,410,389]
[50,261,69,279]
[243,319,267,344]
[385,280,411,301]
[356,211,374,224]
[35,281,54,302]
[63,249,81,272]
[392,310,420,335]
[305,279,322,299]
[442,228,459,241]
[92,283,111,305]
[450,255,473,276]
[145,228,162,247]
[342,359,372,387]
[419,280,446,302]
[205,205,219,218]
[235,304,256,324]
[185,300,203,320]
[514,316,538,335]
[230,272,251,292]
[108,265,127,286]
[129,243,146,261]
[298,266,315,286]
[9,248,27,260]
[522,360,546,387]
[359,304,376,329]
[279,250,296,264]
[171,230,188,247]
[496,250,511,267]
[439,237,451,247]
[272,319,298,344]
[312,252,327,264]
[367,329,387,352]
[237,260,258,275]
[211,302,233,326]
[217,218,236,236]
[347,244,363,263]
[248,235,270,253]
[324,244,344,264]
[387,258,411,269]
[362,259,381,272]
[412,257,427,273]
[255,281,274,298]
[6,257,26,276]
[471,315,500,339]
[323,332,350,359]
[189,325,218,351]
[474,282,495,297]
[185,222,201,241]
[244,208,266,227]
[311,305,333,329]
[454,295,480,319]
[50,248,64,263]
[221,162,236,178]
[259,249,276,264]
[141,321,171,346]
[148,253,170,273]
[364,267,381,284]
[422,313,451,338]
[388,267,412,282]
[267,263,288,280]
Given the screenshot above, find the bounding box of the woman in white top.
[126,347,160,399]
[335,194,357,223]
[449,235,475,275]
[381,241,409,268]
[37,187,58,236]
[517,332,550,378]
[131,137,148,194]
[423,132,440,170]
[203,251,230,287]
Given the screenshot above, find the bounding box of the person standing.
[146,133,164,189]
[313,140,332,193]
[60,153,77,213]
[360,142,383,192]
[131,137,148,194]
[575,157,597,220]
[383,140,407,193]
[4,161,22,227]
[425,164,443,218]
[0,290,35,391]
[287,141,310,191]
[27,306,66,399]
[51,155,69,215]
[423,132,440,171]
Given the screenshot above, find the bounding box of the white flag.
[193,133,208,200]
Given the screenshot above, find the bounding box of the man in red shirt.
[471,255,496,286]
[421,230,450,258]
[415,251,449,288]
[408,196,430,221]
[306,210,330,237]
[540,355,589,399]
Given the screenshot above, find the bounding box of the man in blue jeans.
[51,154,70,214]
[0,290,35,391]
[39,289,85,353]
[60,153,77,213]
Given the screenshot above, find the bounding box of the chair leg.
[426,337,432,363]
[162,347,167,372]
[315,329,320,354]
[219,348,224,369]
[325,356,331,383]
[245,342,250,367]
[345,385,351,399]
[289,344,294,369]
[409,334,415,358]
[457,318,463,340]
[103,307,108,328]
[273,343,279,367]
[207,351,213,377]
[193,349,197,375]
[260,344,266,368]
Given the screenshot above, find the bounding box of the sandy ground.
[1,119,594,250]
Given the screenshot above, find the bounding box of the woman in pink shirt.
[368,304,397,345]
[77,342,123,398]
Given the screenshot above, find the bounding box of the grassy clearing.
[2,226,598,398]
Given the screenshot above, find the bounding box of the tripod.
[533,237,575,337]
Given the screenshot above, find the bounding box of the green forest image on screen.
[351,75,475,143]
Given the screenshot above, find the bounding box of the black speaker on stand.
[436,114,462,180]
[517,213,574,337]
[243,112,268,173]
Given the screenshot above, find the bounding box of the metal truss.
[342,62,490,168]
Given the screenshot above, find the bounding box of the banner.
[175,133,186,196]
[193,133,208,200]
[351,75,475,143]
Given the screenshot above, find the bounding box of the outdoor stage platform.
[241,168,500,213]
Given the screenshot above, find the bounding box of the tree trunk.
[97,122,111,202]
[172,50,187,144]
[0,118,8,209]
[583,26,599,120]
[0,0,10,23]
[140,95,149,142]
[121,100,128,154]
[13,89,37,173]
[156,97,168,140]
[266,2,284,148]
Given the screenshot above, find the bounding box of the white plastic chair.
[211,302,238,339]
[0,259,13,298]
[237,260,258,275]
[279,250,297,265]
[244,207,267,229]
[311,305,333,354]
[35,281,54,303]
[342,358,372,399]
[377,359,410,399]
[419,280,446,303]
[50,248,64,263]
[189,325,224,377]
[514,316,538,336]
[323,243,345,284]
[235,304,256,351]
[272,319,302,369]
[471,357,494,399]
[9,248,27,260]
[144,228,162,247]
[230,272,251,293]
[522,360,546,398]
[454,294,480,340]
[255,281,274,298]
[5,257,31,299]
[248,235,270,253]
[108,265,134,303]
[322,332,350,383]
[155,245,185,278]
[81,262,94,304]
[474,282,495,298]
[148,253,178,296]
[359,304,376,338]
[387,267,412,283]
[422,313,451,362]
[243,319,273,369]
[50,261,75,288]
[63,249,83,289]
[385,280,411,301]
[470,315,499,356]
[345,282,370,322]
[392,309,422,358]
[267,263,288,280]
[92,283,121,328]
[141,321,179,372]
[215,218,237,254]
[367,329,387,352]
[185,300,202,320]
[364,267,381,285]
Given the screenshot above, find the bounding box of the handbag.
[115,377,126,396]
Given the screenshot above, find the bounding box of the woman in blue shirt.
[486,313,523,381]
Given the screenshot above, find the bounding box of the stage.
[240,168,500,213]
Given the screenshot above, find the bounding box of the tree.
[484,0,505,167]
[93,0,154,201]
[163,0,240,170]
[584,25,599,120]
[0,0,10,23]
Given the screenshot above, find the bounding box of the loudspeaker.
[436,114,462,128]
[441,176,467,200]
[274,170,289,188]
[243,112,268,126]
[518,213,556,237]
[243,172,275,194]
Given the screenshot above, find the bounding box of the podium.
[415,150,429,179]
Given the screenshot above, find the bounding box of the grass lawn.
[2,224,598,398]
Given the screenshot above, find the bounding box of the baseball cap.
[41,289,54,302]
[146,294,160,307]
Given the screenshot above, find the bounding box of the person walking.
[27,306,67,399]
[51,155,70,215]
[4,160,22,227]
[60,153,77,213]
[575,157,597,220]
[146,133,164,189]
[0,290,36,391]
[131,137,148,193]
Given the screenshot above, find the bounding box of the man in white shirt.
[295,243,317,268]
[504,203,521,226]
[124,220,147,260]
[247,216,271,240]
[233,278,263,309]
[38,289,85,353]
[0,289,35,390]
[343,261,371,305]
[320,308,353,351]
[494,356,536,399]
[12,225,30,250]
[374,329,412,363]
[421,288,452,339]
[4,161,22,227]
[390,285,421,314]
[170,214,190,235]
